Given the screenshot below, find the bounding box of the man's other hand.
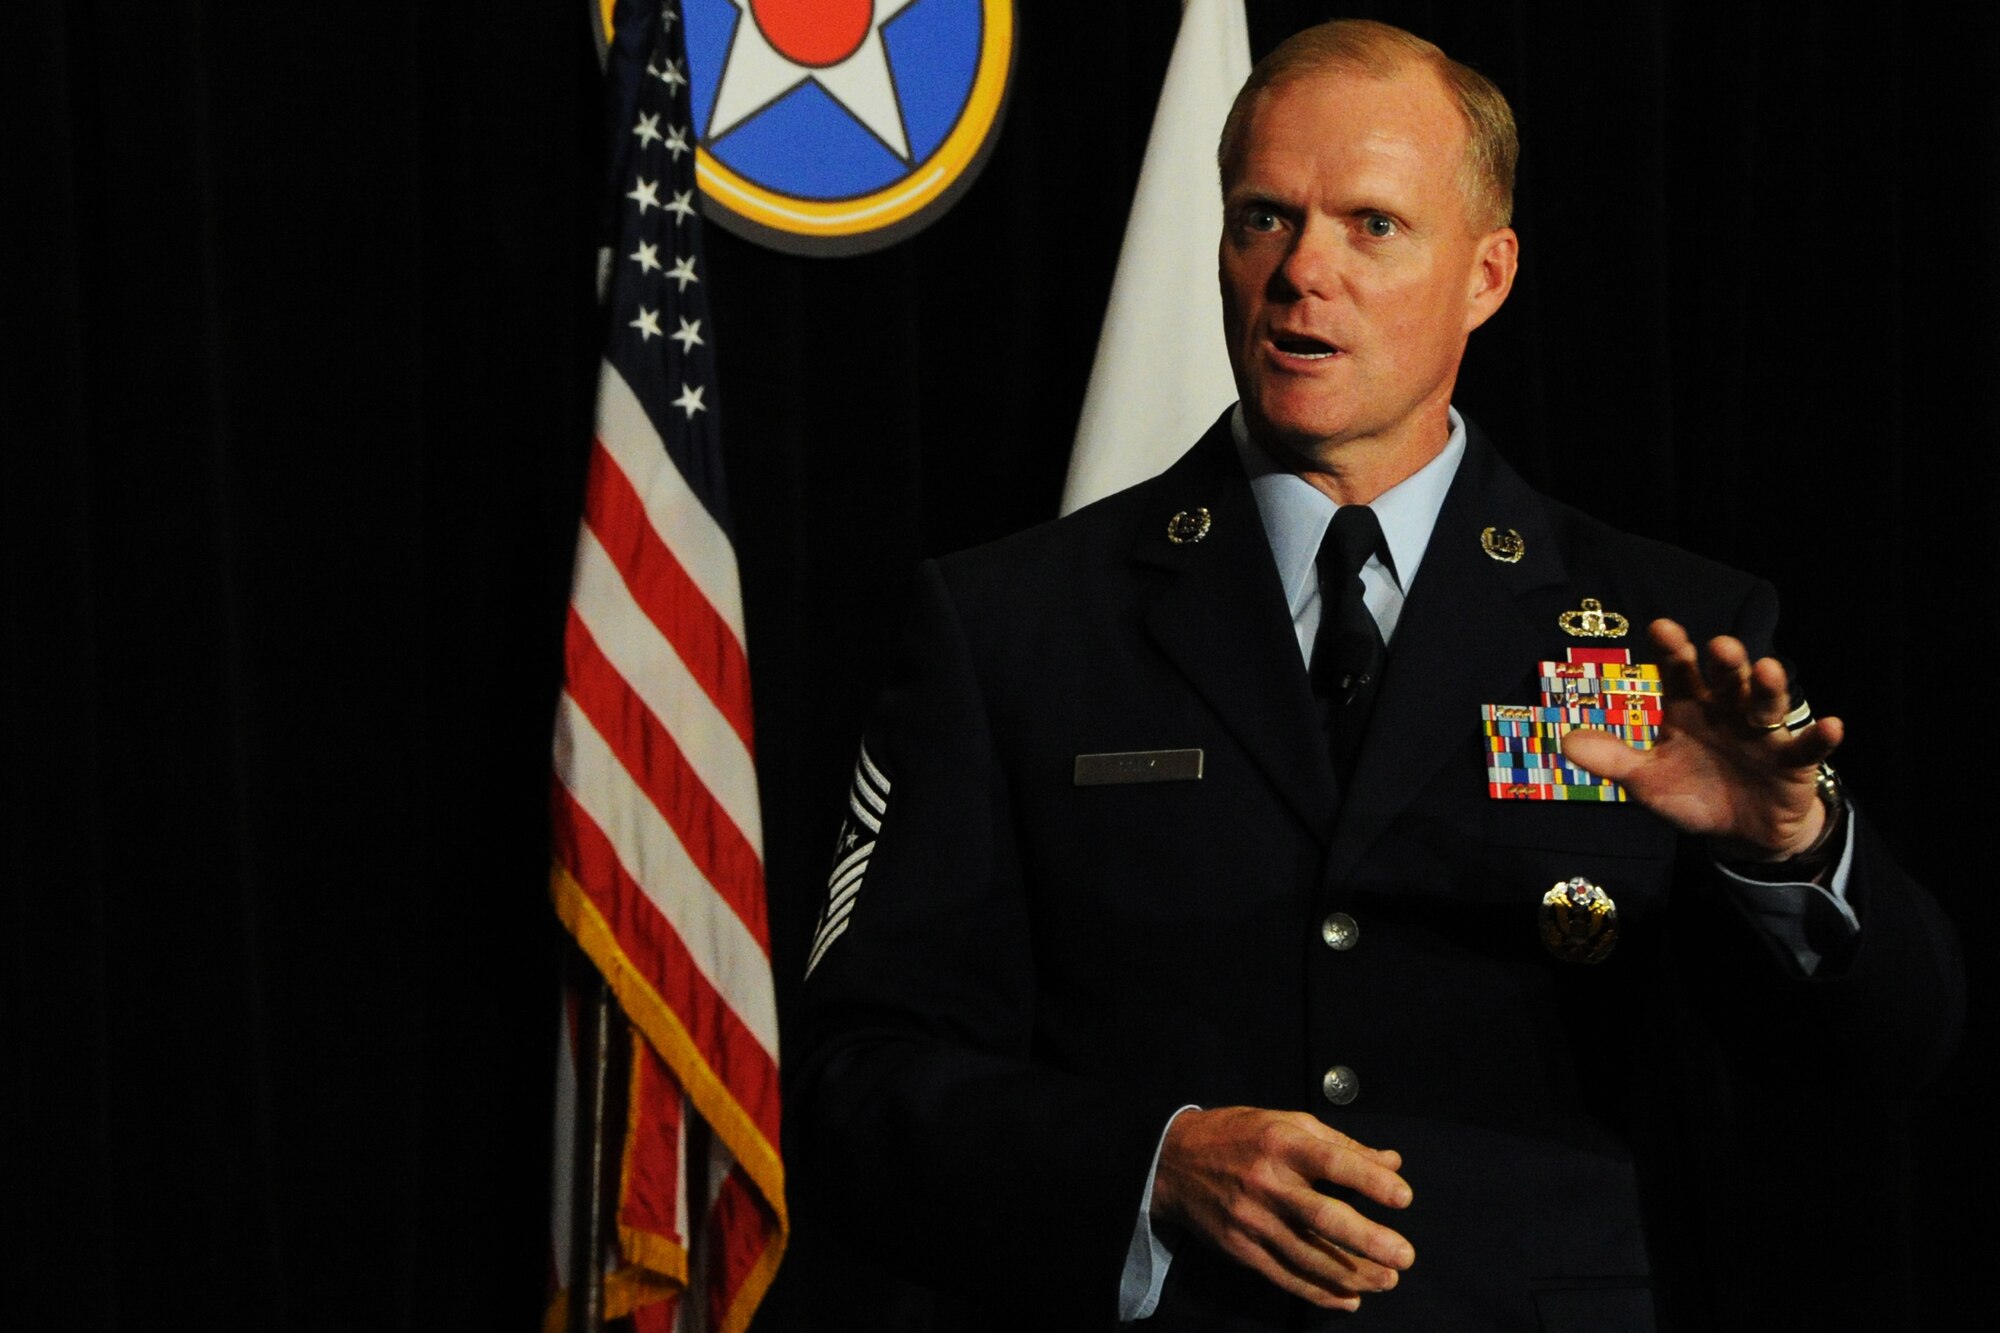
[1151,1106,1414,1312]
[1562,618,1841,862]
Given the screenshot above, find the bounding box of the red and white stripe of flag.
[550,358,785,1333]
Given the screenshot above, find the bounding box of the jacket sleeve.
[1684,578,1964,1087]
[789,559,1188,1315]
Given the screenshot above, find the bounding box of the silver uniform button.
[1320,911,1359,951]
[1321,1065,1359,1106]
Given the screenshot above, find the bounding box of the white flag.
[1062,0,1252,514]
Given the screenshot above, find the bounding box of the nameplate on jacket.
[1073,749,1204,786]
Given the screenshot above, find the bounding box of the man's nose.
[1272,219,1351,302]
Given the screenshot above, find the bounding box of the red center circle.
[750,0,874,69]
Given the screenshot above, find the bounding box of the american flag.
[550,2,785,1330]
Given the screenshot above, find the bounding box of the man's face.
[1219,67,1516,466]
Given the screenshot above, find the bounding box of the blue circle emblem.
[677,0,1016,255]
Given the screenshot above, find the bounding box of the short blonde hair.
[1217,19,1518,232]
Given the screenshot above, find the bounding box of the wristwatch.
[1728,762,1845,882]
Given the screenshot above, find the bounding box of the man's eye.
[1243,206,1281,232]
[1361,214,1398,238]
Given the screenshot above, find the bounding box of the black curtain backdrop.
[8,3,1989,1329]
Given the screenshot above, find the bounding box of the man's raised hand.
[1562,618,1841,863]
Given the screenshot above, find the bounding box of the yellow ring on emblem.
[694,0,1015,241]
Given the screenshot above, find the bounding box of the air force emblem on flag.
[682,0,1016,254]
[806,738,892,977]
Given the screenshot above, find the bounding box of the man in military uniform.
[792,20,1960,1330]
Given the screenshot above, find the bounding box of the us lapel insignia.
[1481,648,1661,801]
[1558,597,1629,638]
[1166,508,1212,544]
[1480,526,1525,562]
[1540,875,1619,963]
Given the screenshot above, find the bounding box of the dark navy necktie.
[1311,504,1388,787]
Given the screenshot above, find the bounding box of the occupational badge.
[1558,597,1630,638]
[1481,648,1661,801]
[1480,526,1525,563]
[1539,875,1619,963]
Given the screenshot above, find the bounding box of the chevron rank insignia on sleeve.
[1483,648,1661,801]
[805,737,892,978]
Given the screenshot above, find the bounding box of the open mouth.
[1271,334,1339,361]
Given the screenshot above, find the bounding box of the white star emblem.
[670,317,704,353]
[630,241,662,274]
[633,112,663,147]
[626,177,662,213]
[666,255,699,291]
[840,825,859,851]
[656,57,687,91]
[706,0,921,162]
[630,307,663,340]
[671,383,706,417]
[665,190,697,225]
[659,4,675,31]
[663,123,691,158]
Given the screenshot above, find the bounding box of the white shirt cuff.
[1118,1105,1199,1321]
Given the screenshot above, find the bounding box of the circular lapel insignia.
[679,0,1018,255]
[1480,526,1525,562]
[1166,508,1211,545]
[1540,876,1619,963]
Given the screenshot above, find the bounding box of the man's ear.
[1464,227,1519,334]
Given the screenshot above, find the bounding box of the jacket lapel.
[1135,415,1338,838]
[1326,428,1570,882]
